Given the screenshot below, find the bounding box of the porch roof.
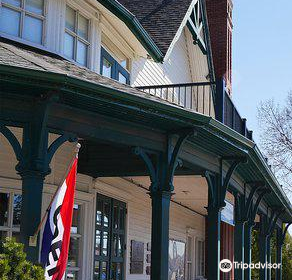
[0,39,292,223]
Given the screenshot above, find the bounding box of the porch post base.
[150,190,172,280]
[234,221,245,280]
[207,206,221,280]
[19,171,45,263]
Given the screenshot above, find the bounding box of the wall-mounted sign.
[221,200,235,226]
[130,240,144,274]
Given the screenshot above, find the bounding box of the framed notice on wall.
[168,239,185,280]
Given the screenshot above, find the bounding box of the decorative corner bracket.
[219,156,247,208]
[260,208,285,238]
[134,128,195,194]
[234,181,265,223]
[279,223,292,245]
[248,188,271,227]
[0,123,77,176]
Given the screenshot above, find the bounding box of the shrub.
[0,238,44,280]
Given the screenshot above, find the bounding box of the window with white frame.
[64,5,89,67]
[66,203,84,280]
[0,190,22,242]
[0,0,45,44]
[196,239,205,278]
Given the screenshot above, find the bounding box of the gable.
[117,0,193,55]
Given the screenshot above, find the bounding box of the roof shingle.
[118,0,193,55]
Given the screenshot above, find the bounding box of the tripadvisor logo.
[219,259,281,272]
[219,259,233,273]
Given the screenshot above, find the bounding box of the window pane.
[120,60,127,69]
[66,6,75,32]
[94,261,100,280]
[118,72,127,84]
[13,194,22,226]
[113,206,118,229]
[0,192,9,227]
[102,58,112,78]
[96,201,102,226]
[26,0,44,15]
[102,231,108,256]
[101,262,107,279]
[66,270,78,280]
[77,14,88,40]
[76,40,87,66]
[119,208,125,230]
[71,204,80,234]
[0,7,20,37]
[68,236,79,267]
[23,15,43,44]
[2,0,20,7]
[95,230,101,256]
[103,203,110,227]
[64,33,74,59]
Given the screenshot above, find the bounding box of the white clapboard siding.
[131,31,192,87]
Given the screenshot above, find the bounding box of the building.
[0,0,291,280]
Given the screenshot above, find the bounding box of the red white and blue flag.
[41,157,78,280]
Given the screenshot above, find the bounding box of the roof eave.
[1,64,291,221]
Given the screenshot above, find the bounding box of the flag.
[41,157,78,280]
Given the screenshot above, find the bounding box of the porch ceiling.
[0,40,292,223]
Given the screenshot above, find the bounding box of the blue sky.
[232,0,292,142]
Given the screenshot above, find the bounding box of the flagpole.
[29,142,81,246]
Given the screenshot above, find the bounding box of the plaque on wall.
[130,240,144,274]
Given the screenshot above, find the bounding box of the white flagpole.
[29,142,81,247]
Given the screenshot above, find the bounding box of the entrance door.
[94,194,126,280]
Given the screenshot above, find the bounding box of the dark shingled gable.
[117,0,193,55]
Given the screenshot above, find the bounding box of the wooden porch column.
[134,130,194,280]
[259,230,268,280]
[276,223,291,280]
[205,157,245,280]
[150,189,172,279]
[234,220,245,280]
[206,204,221,280]
[0,98,77,263]
[266,236,272,280]
[244,223,253,280]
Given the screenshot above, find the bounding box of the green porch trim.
[0,64,292,222]
[97,0,164,62]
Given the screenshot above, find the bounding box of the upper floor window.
[100,47,130,85]
[64,6,89,67]
[0,0,45,44]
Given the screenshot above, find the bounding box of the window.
[0,190,22,242]
[94,194,126,280]
[196,239,205,278]
[0,0,45,44]
[64,6,89,66]
[186,236,193,280]
[66,203,83,280]
[100,47,130,84]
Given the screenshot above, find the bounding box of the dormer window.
[0,0,45,44]
[64,6,89,67]
[100,47,130,85]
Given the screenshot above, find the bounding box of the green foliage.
[251,230,292,280]
[0,238,44,280]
